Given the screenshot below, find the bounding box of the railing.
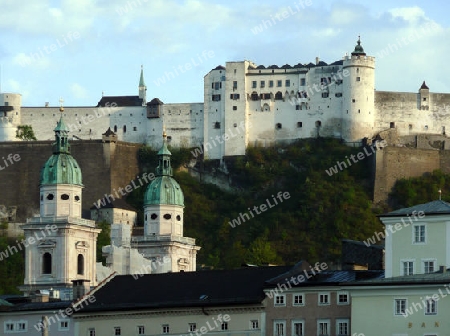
[131,235,196,245]
[26,216,96,227]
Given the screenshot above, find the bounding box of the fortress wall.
[373,146,440,204]
[0,140,141,221]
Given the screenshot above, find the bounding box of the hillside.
[128,138,386,268]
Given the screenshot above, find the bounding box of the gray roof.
[347,269,450,286]
[379,200,450,217]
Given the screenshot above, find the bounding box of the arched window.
[315,120,322,127]
[77,254,84,275]
[123,125,126,133]
[275,91,283,100]
[114,125,117,132]
[42,253,52,274]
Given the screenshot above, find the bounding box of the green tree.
[16,125,37,141]
[96,220,111,263]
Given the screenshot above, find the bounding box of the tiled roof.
[148,98,164,105]
[75,266,291,313]
[97,96,143,107]
[0,300,72,312]
[380,200,450,217]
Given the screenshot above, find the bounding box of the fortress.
[1,38,450,162]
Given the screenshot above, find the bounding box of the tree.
[96,220,111,263]
[16,125,37,141]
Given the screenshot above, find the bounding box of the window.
[233,106,237,110]
[352,99,356,103]
[269,80,274,87]
[88,328,96,336]
[233,81,237,89]
[163,214,172,220]
[336,319,349,336]
[274,321,285,336]
[277,80,282,87]
[75,195,80,201]
[212,94,221,101]
[321,92,329,98]
[252,81,257,88]
[297,122,303,128]
[261,80,265,88]
[402,261,414,275]
[356,77,361,81]
[274,294,285,306]
[276,123,282,130]
[414,225,425,243]
[114,125,117,132]
[390,122,395,128]
[114,327,121,335]
[318,293,330,305]
[123,125,126,133]
[59,320,69,331]
[261,93,271,100]
[423,260,435,273]
[138,326,145,334]
[315,120,322,127]
[337,292,349,304]
[133,127,137,131]
[251,92,259,101]
[293,294,304,306]
[214,122,221,129]
[230,93,240,100]
[292,321,304,336]
[77,254,84,275]
[5,320,28,333]
[335,93,342,97]
[221,322,228,330]
[47,193,54,200]
[189,323,197,332]
[43,252,52,274]
[426,299,437,315]
[395,299,407,315]
[162,324,170,334]
[250,320,259,329]
[317,319,330,336]
[300,78,306,86]
[151,213,157,220]
[296,105,300,110]
[285,80,290,87]
[61,194,69,200]
[275,91,283,100]
[423,97,427,101]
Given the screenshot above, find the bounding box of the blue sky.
[0,0,448,106]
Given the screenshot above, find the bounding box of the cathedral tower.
[20,108,100,297]
[137,130,200,272]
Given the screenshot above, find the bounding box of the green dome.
[40,114,83,186]
[143,133,184,206]
[144,176,184,206]
[351,36,366,56]
[40,154,83,186]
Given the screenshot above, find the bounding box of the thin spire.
[139,65,146,87]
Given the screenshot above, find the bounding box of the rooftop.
[379,200,450,217]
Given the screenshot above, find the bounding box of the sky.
[0,0,448,107]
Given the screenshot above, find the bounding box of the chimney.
[71,279,90,300]
[32,290,49,303]
[315,56,320,65]
[439,265,447,273]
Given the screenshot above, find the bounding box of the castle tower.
[139,65,147,105]
[137,130,200,272]
[0,93,21,141]
[19,107,100,297]
[341,37,375,143]
[419,81,430,110]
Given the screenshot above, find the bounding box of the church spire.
[139,65,147,104]
[351,35,366,56]
[52,98,70,154]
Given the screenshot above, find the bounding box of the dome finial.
[59,97,64,112]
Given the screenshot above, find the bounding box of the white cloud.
[389,6,426,22]
[70,83,88,99]
[12,52,51,70]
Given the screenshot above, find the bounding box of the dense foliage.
[390,170,450,207]
[129,138,385,268]
[0,224,24,294]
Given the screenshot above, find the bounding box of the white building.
[348,200,450,336]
